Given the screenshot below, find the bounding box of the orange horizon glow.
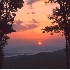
[8,30,64,41]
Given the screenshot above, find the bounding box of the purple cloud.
[26,0,38,5]
[32,18,39,23]
[15,19,23,25]
[13,19,39,31]
[27,12,36,15]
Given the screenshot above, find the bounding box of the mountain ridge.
[3,49,69,69]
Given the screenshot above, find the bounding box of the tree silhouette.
[0,0,24,68]
[43,0,70,68]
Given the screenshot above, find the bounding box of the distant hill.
[3,49,70,69]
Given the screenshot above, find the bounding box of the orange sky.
[8,0,62,40]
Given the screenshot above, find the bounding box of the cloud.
[26,0,38,5]
[26,18,39,24]
[26,0,48,5]
[13,19,39,31]
[14,19,23,25]
[14,24,39,31]
[31,12,36,14]
[27,12,36,15]
[32,18,39,23]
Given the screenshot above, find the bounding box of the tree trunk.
[66,39,69,69]
[0,32,4,69]
[65,32,70,68]
[0,46,3,69]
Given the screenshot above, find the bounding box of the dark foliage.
[43,0,70,68]
[0,0,24,68]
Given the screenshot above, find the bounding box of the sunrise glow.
[7,0,62,41]
[38,42,42,45]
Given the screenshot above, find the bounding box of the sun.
[38,42,42,45]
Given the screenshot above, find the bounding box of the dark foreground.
[3,49,70,69]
